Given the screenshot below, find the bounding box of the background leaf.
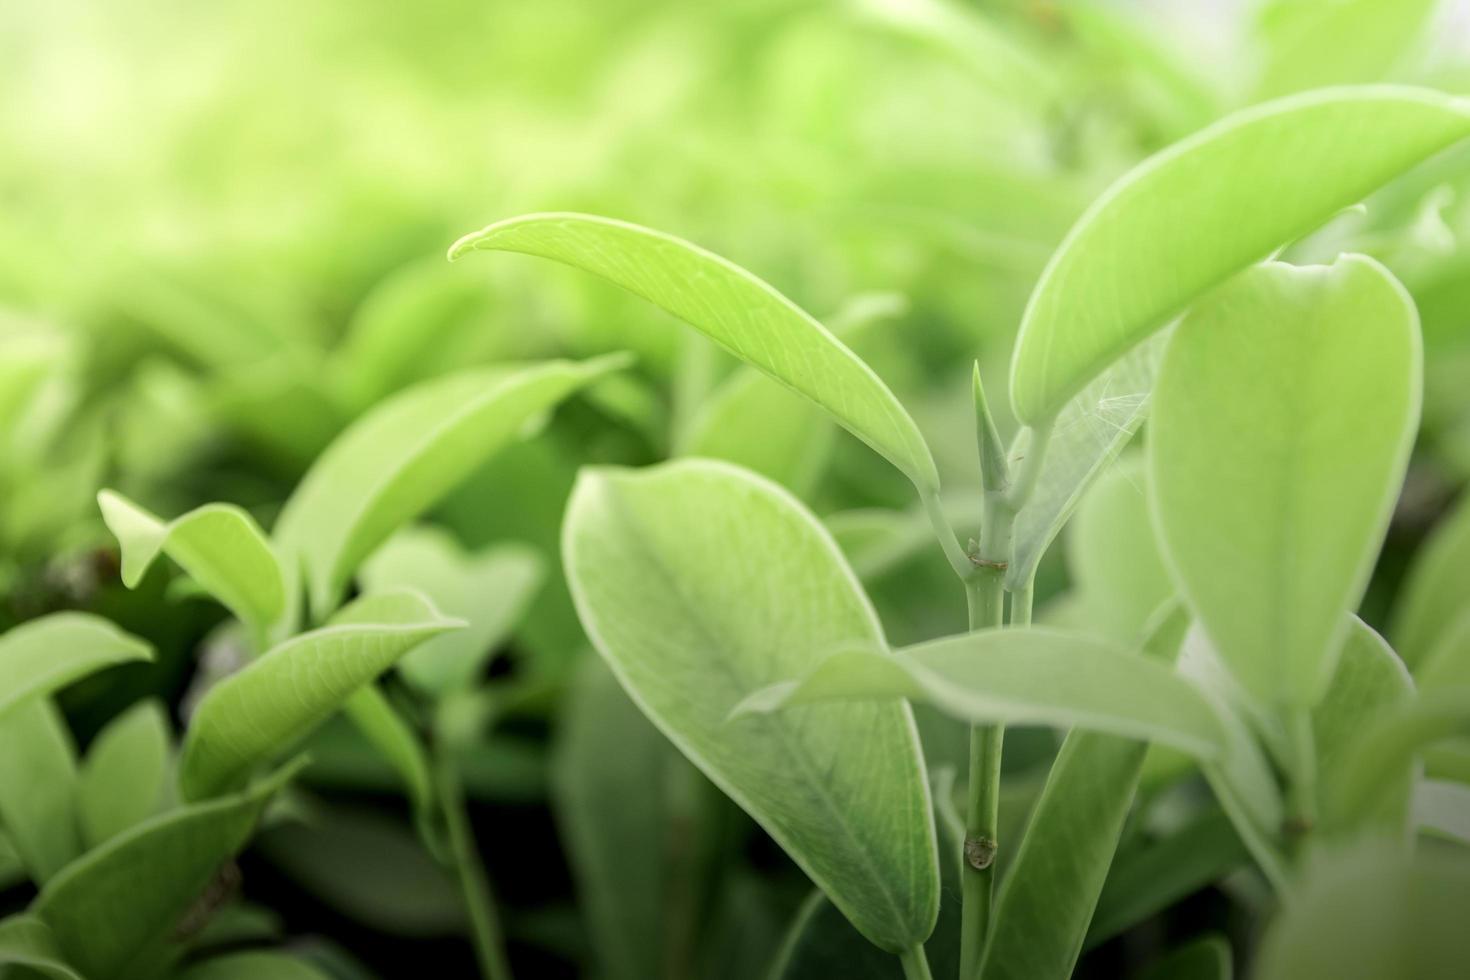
[563,459,938,953]
[0,700,81,884]
[78,700,173,848]
[0,613,152,719]
[1392,494,1470,669]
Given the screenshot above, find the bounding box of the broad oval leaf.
[78,700,172,848]
[1150,256,1420,707]
[274,355,627,623]
[0,613,152,719]
[450,214,940,493]
[563,459,938,952]
[32,761,302,980]
[361,527,543,697]
[179,590,462,801]
[98,491,284,646]
[1392,495,1470,669]
[1010,85,1467,424]
[738,627,1225,759]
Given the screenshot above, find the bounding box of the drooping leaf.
[1008,336,1161,591]
[1009,86,1467,425]
[976,606,1189,980]
[1312,619,1416,838]
[1393,496,1470,669]
[1255,846,1470,980]
[78,700,172,849]
[179,589,462,801]
[563,459,938,952]
[738,626,1225,760]
[1150,256,1420,706]
[360,527,543,697]
[31,761,303,980]
[0,700,81,884]
[450,214,940,493]
[175,950,333,980]
[0,613,153,719]
[0,914,83,980]
[274,355,628,622]
[98,491,284,646]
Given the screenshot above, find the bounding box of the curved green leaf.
[1256,846,1470,980]
[564,459,938,952]
[78,701,172,849]
[1150,256,1420,706]
[1393,496,1470,669]
[274,355,627,622]
[32,761,302,980]
[176,950,333,980]
[0,700,81,884]
[179,590,462,801]
[361,528,543,697]
[450,214,940,493]
[977,607,1189,980]
[1009,85,1467,424]
[737,627,1225,759]
[0,914,83,980]
[0,613,152,719]
[98,491,284,645]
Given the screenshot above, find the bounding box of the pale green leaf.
[563,459,938,952]
[738,626,1225,759]
[1255,0,1439,99]
[360,527,543,697]
[175,950,333,980]
[0,914,83,980]
[78,701,172,849]
[32,761,302,980]
[98,491,284,645]
[179,589,462,801]
[1009,86,1467,424]
[1150,256,1420,706]
[977,606,1189,980]
[449,214,940,493]
[0,613,153,719]
[274,355,627,622]
[0,700,80,884]
[1256,846,1470,980]
[1393,497,1470,669]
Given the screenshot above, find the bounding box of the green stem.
[1284,707,1318,862]
[899,945,936,980]
[435,752,514,980]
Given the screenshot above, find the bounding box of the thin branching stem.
[435,751,515,980]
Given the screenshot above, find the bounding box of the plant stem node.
[964,835,998,871]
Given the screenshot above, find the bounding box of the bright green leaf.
[32,761,302,980]
[179,589,462,801]
[98,491,284,646]
[0,613,153,719]
[1150,256,1420,706]
[78,701,172,849]
[274,355,627,623]
[450,214,940,493]
[563,459,938,952]
[1010,86,1466,424]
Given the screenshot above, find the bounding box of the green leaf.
[450,214,940,493]
[977,606,1189,980]
[78,700,172,849]
[0,700,81,884]
[738,626,1225,759]
[1393,496,1470,669]
[0,613,153,719]
[1150,256,1420,706]
[1062,453,1173,641]
[274,355,627,623]
[766,891,900,980]
[1254,0,1440,99]
[175,950,333,980]
[1088,810,1248,949]
[1008,337,1161,591]
[1009,86,1467,425]
[32,761,302,980]
[98,491,284,646]
[1139,935,1232,980]
[0,914,83,980]
[360,527,543,697]
[681,372,836,498]
[1256,846,1470,980]
[1329,689,1470,826]
[1313,619,1416,838]
[178,589,462,801]
[1416,610,1470,690]
[563,459,938,952]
